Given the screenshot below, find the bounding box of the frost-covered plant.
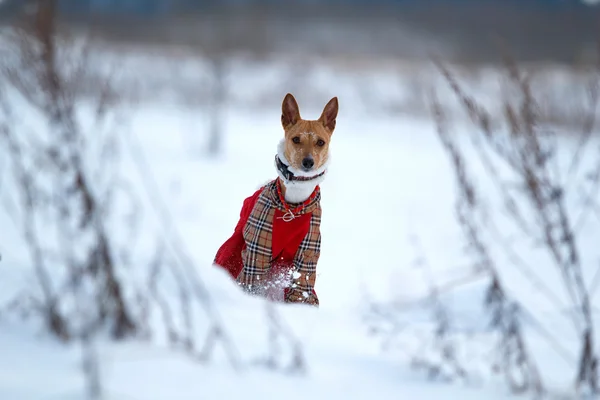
[432,51,600,397]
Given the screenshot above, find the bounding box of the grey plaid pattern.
[236,179,321,305]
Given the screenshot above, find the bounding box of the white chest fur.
[281,180,319,203]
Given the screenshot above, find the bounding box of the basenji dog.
[213,93,338,306]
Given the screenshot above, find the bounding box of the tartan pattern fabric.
[286,209,321,305]
[236,179,321,306]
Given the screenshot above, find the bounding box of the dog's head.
[280,93,338,173]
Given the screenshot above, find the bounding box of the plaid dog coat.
[214,179,321,306]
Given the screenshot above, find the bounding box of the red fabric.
[213,187,263,279]
[271,209,311,265]
[214,181,319,300]
[269,210,318,300]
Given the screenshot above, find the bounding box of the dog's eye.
[292,137,301,144]
[316,139,326,147]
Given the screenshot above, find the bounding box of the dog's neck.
[275,139,329,204]
[278,178,319,204]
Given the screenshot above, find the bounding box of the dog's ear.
[318,96,338,133]
[282,93,301,128]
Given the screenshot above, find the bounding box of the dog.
[213,93,338,306]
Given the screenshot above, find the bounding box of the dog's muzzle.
[276,156,325,182]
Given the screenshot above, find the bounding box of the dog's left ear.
[282,93,301,128]
[318,97,338,133]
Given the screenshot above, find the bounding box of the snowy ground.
[0,103,514,399]
[0,48,597,399]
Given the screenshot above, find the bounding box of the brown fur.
[281,93,338,172]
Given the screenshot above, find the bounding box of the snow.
[0,316,514,400]
[0,49,594,399]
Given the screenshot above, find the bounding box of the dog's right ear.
[318,96,338,133]
[281,93,301,128]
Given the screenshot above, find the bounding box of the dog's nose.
[302,157,314,170]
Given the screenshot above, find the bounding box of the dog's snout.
[302,157,315,170]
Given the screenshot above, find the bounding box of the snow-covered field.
[0,46,598,399]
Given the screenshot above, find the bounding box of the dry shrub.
[432,49,600,396]
[0,3,305,396]
[366,48,600,398]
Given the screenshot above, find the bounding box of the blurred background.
[2,0,598,154]
[2,0,600,63]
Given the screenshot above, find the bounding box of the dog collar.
[275,155,326,182]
